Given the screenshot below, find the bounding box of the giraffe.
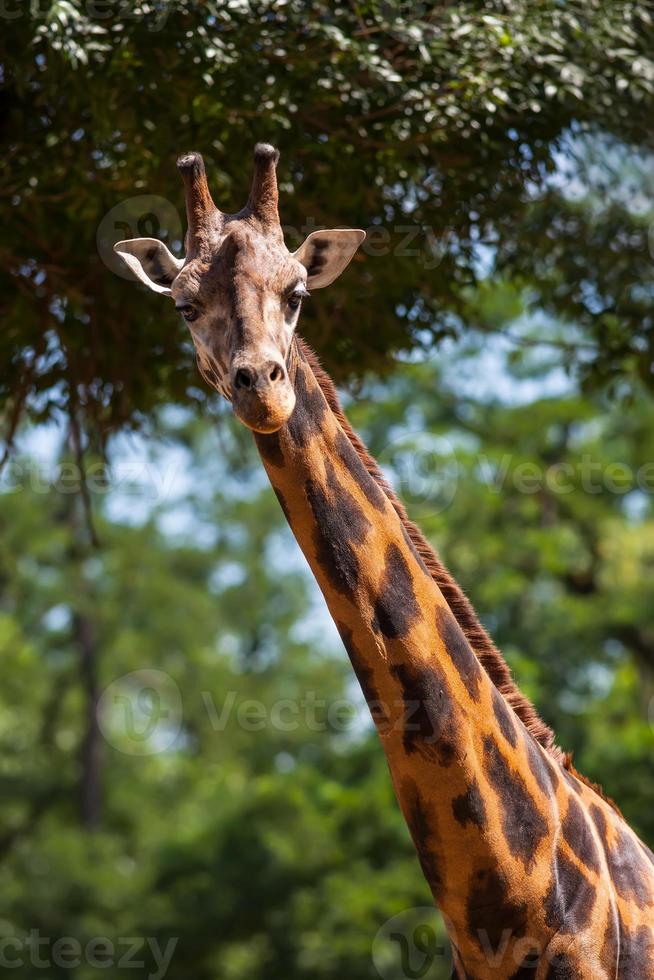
[114,144,654,978]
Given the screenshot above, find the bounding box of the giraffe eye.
[177,304,198,323]
[286,286,309,312]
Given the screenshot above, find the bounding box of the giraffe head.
[114,144,365,433]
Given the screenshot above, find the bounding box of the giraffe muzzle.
[231,359,296,434]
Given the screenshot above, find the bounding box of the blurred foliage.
[2,320,654,974]
[352,341,654,845]
[1,1,654,441]
[0,418,440,979]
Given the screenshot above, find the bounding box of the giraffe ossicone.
[114,145,654,979]
[114,143,364,432]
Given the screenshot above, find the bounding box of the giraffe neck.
[253,338,654,978]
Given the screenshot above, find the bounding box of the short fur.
[298,338,617,810]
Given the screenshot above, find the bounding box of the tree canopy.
[2,0,654,443]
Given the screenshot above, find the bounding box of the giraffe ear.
[113,238,184,295]
[293,229,366,289]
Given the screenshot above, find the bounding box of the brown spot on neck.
[287,337,619,812]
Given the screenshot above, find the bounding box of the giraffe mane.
[298,339,618,811]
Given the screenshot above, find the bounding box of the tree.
[2,1,654,443]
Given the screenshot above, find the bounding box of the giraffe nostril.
[269,363,283,384]
[234,368,253,390]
